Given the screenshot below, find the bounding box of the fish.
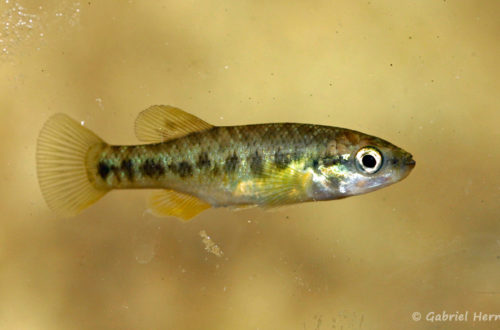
[36,105,415,220]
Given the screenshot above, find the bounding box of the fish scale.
[36,105,415,220]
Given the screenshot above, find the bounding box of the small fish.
[36,105,415,220]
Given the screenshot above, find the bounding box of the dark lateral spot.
[322,156,340,167]
[274,148,291,169]
[225,152,239,173]
[110,165,121,182]
[121,159,134,181]
[98,161,110,179]
[312,159,319,169]
[197,152,211,169]
[249,151,263,175]
[141,159,165,177]
[212,164,220,176]
[177,161,193,178]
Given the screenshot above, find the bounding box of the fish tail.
[36,114,109,216]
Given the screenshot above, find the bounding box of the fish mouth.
[397,154,415,181]
[402,152,416,169]
[405,158,416,169]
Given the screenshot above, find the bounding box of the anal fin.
[148,190,211,221]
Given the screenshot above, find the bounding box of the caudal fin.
[36,114,109,216]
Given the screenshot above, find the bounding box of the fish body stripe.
[91,124,343,189]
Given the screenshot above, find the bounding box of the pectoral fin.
[148,190,211,221]
[235,164,313,207]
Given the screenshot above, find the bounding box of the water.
[1,0,499,329]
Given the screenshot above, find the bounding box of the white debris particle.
[80,120,85,126]
[95,97,104,109]
[199,230,224,257]
[134,242,155,264]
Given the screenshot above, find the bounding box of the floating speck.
[95,97,104,109]
[199,230,224,257]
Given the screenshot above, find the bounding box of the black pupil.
[362,154,377,168]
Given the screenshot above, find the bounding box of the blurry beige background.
[0,0,499,329]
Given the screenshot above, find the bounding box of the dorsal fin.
[134,105,213,143]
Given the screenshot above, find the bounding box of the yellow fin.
[148,190,211,221]
[236,164,312,207]
[134,105,213,143]
[36,114,109,216]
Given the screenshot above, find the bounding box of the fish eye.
[355,147,383,174]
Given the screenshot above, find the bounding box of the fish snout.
[404,154,416,169]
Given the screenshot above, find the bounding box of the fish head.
[311,132,415,200]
